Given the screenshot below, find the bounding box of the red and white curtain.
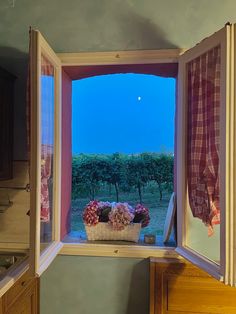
[41,55,54,77]
[187,46,221,236]
[40,55,54,222]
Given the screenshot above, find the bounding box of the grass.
[71,183,172,237]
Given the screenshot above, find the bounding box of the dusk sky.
[72,74,175,155]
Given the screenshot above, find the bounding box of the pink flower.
[83,200,99,226]
[134,204,150,228]
[108,203,134,230]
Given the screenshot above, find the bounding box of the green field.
[71,182,172,237]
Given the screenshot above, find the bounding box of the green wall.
[1,1,236,313]
[0,0,236,159]
[40,256,149,314]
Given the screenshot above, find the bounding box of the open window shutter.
[29,30,62,276]
[176,24,236,286]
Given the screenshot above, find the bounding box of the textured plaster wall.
[40,256,149,314]
[0,0,236,159]
[1,1,236,313]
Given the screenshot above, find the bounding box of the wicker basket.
[85,222,141,242]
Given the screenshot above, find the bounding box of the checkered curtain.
[187,46,220,236]
[40,55,54,222]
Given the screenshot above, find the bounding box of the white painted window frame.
[29,27,236,287]
[30,30,63,277]
[176,24,236,286]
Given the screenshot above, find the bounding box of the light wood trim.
[58,49,185,66]
[37,241,63,276]
[176,25,230,284]
[38,30,62,243]
[220,24,231,285]
[224,23,236,286]
[175,246,222,281]
[176,51,187,250]
[38,31,61,68]
[30,29,62,278]
[232,24,236,286]
[60,243,180,259]
[29,29,40,276]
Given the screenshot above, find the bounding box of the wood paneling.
[0,271,39,314]
[4,271,33,310]
[150,258,236,314]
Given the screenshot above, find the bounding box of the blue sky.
[72,74,175,155]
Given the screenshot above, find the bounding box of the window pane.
[185,46,221,264]
[40,54,54,252]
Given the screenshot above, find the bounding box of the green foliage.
[126,155,150,203]
[72,153,174,202]
[141,153,174,200]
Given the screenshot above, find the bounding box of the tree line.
[72,153,174,203]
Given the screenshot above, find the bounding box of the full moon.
[138,96,141,101]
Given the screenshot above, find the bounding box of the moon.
[138,96,141,101]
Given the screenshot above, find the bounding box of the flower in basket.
[82,200,100,226]
[83,201,150,230]
[83,200,112,225]
[97,201,112,222]
[108,202,134,231]
[133,203,150,228]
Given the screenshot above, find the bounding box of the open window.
[29,25,236,286]
[176,24,236,285]
[29,30,63,276]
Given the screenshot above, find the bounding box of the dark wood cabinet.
[0,67,15,180]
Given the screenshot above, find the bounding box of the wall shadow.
[0,46,29,161]
[126,258,150,314]
[102,1,179,51]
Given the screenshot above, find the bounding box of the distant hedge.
[72,153,174,203]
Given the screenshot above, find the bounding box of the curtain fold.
[187,46,221,236]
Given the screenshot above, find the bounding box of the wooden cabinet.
[0,67,15,181]
[150,258,236,314]
[0,272,39,314]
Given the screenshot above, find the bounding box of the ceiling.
[0,0,236,58]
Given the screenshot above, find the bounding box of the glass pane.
[185,46,221,264]
[40,54,54,252]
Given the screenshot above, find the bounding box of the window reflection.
[40,55,54,251]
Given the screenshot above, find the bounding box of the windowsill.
[60,231,180,259]
[63,230,176,246]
